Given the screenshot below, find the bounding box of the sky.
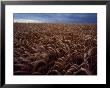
[14,13,97,24]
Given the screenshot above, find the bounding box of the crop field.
[14,23,97,75]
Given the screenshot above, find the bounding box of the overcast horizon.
[14,13,97,24]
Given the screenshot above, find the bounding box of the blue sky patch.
[14,13,97,24]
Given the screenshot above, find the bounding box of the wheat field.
[14,23,97,75]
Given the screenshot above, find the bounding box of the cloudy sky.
[14,13,97,23]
